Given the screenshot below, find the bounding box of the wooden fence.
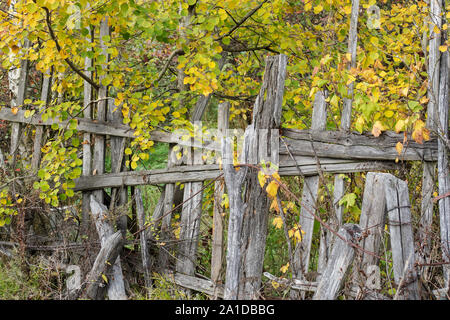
[1,1,448,301]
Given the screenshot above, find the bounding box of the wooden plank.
[135,188,152,294]
[313,224,362,300]
[9,39,30,168]
[211,102,229,288]
[352,172,387,296]
[31,71,52,171]
[164,270,224,298]
[92,17,109,204]
[291,90,327,299]
[74,160,399,191]
[281,129,438,162]
[263,272,317,292]
[222,134,248,300]
[81,23,93,238]
[384,174,420,300]
[437,33,450,286]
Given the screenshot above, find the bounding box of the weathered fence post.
[418,0,441,280]
[313,224,362,300]
[211,102,230,294]
[383,174,420,300]
[291,90,327,298]
[237,54,287,299]
[92,17,109,204]
[31,70,52,171]
[135,187,152,295]
[81,21,93,238]
[90,196,127,300]
[436,19,450,287]
[352,172,386,295]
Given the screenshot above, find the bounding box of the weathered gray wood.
[237,55,287,300]
[437,31,450,286]
[281,129,438,161]
[107,99,127,237]
[291,90,327,298]
[92,17,110,204]
[82,24,93,238]
[353,172,387,291]
[0,107,438,161]
[384,174,420,300]
[211,102,229,289]
[332,0,360,267]
[222,135,248,300]
[9,38,30,168]
[313,224,362,300]
[83,231,123,300]
[74,160,400,191]
[90,196,127,300]
[263,272,318,292]
[418,0,442,279]
[31,71,52,171]
[66,265,81,299]
[164,270,224,298]
[135,188,152,293]
[341,0,359,130]
[157,144,177,271]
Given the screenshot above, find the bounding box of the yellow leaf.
[396,142,403,155]
[124,148,132,155]
[420,96,429,104]
[313,4,323,14]
[258,170,267,188]
[11,107,18,115]
[173,111,180,118]
[371,121,384,137]
[400,86,409,97]
[266,180,279,198]
[270,198,280,213]
[395,119,405,133]
[101,274,108,283]
[131,161,138,170]
[271,280,280,289]
[280,262,290,274]
[343,5,352,15]
[272,216,283,229]
[384,110,394,118]
[439,45,448,52]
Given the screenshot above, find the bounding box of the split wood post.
[383,174,420,300]
[238,54,287,299]
[313,223,362,300]
[92,17,109,204]
[81,22,93,238]
[211,102,230,292]
[9,39,30,169]
[176,121,204,281]
[107,99,127,237]
[90,196,127,300]
[173,55,227,280]
[331,0,360,259]
[156,144,178,271]
[135,187,152,295]
[31,70,52,171]
[222,134,248,300]
[291,90,327,298]
[418,0,441,279]
[436,17,450,286]
[83,231,123,300]
[352,172,387,297]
